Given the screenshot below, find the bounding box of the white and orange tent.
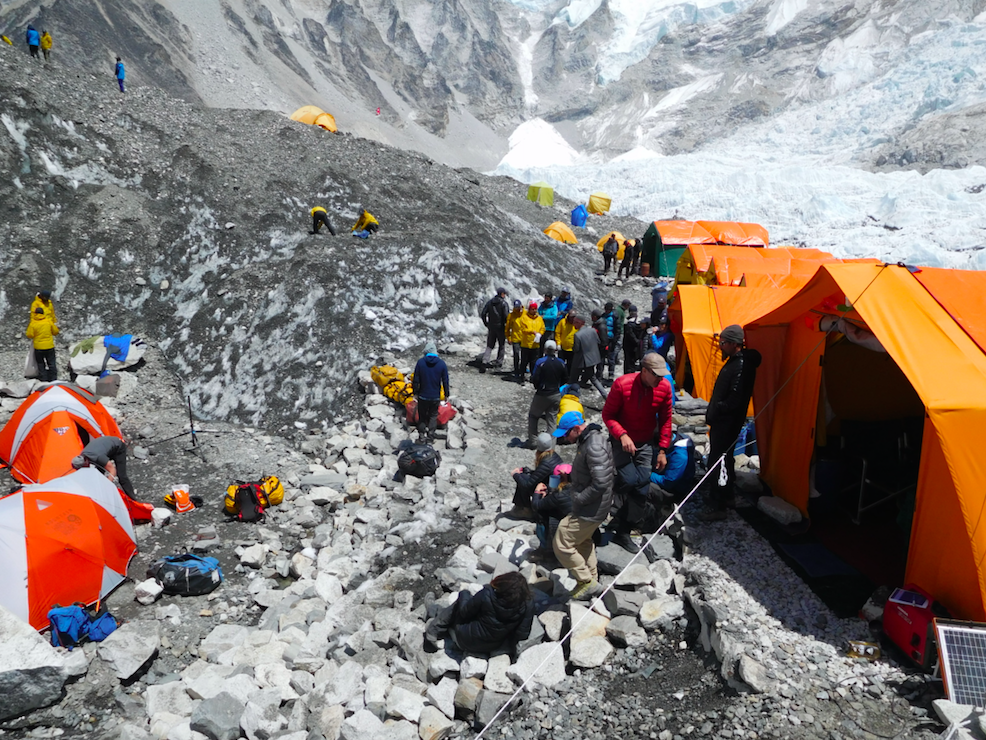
[0,469,137,629]
[0,383,122,485]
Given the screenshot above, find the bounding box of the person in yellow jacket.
[30,290,57,324]
[504,299,524,378]
[555,311,577,368]
[26,307,59,382]
[515,301,546,383]
[310,206,336,235]
[40,30,52,62]
[556,383,585,429]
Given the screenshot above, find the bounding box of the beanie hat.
[513,299,522,308]
[720,324,744,344]
[496,286,507,296]
[424,340,438,355]
[39,290,51,299]
[528,301,538,309]
[536,433,555,452]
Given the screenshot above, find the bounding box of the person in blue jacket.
[556,287,573,319]
[26,25,40,58]
[650,431,696,498]
[411,340,449,443]
[538,292,559,348]
[115,57,125,93]
[648,315,674,364]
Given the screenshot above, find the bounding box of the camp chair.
[838,418,922,524]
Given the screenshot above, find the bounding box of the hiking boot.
[570,580,603,601]
[527,548,556,565]
[504,505,535,521]
[642,543,660,564]
[611,533,640,553]
[699,509,728,522]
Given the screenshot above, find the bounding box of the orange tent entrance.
[746,263,986,621]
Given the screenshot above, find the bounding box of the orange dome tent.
[0,383,123,485]
[0,468,136,629]
[544,222,578,244]
[290,106,338,132]
[313,112,337,132]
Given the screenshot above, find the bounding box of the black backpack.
[147,554,224,596]
[233,483,266,522]
[395,442,441,480]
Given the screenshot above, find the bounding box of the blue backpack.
[148,553,223,595]
[48,605,120,650]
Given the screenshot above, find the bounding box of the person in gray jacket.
[569,315,608,398]
[71,435,137,499]
[551,410,615,600]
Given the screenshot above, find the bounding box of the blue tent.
[571,205,588,228]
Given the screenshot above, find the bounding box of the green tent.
[527,181,554,207]
[640,221,718,277]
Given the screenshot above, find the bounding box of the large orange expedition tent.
[674,245,839,288]
[745,263,986,620]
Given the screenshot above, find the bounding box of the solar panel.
[935,619,986,706]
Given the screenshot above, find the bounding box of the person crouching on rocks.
[72,435,138,500]
[507,432,561,520]
[425,572,534,656]
[310,205,337,235]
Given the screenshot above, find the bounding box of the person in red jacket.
[601,351,673,553]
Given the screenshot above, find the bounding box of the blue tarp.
[571,205,588,228]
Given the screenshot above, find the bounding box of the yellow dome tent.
[527,181,554,207]
[544,222,578,244]
[313,112,337,132]
[596,231,627,260]
[587,192,611,215]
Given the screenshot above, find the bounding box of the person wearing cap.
[617,239,637,279]
[412,340,450,443]
[554,309,578,368]
[704,324,762,520]
[515,301,545,384]
[72,436,137,499]
[556,288,573,320]
[505,299,524,378]
[623,304,646,373]
[570,315,608,398]
[508,432,562,520]
[30,290,57,324]
[551,410,614,600]
[480,287,510,370]
[527,339,567,445]
[648,313,674,364]
[25,306,59,382]
[602,351,674,553]
[310,205,337,235]
[538,292,559,349]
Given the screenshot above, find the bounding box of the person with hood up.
[569,314,608,398]
[554,309,578,368]
[515,301,545,384]
[310,205,336,235]
[114,56,125,93]
[508,432,562,520]
[31,290,57,325]
[538,292,559,349]
[505,299,524,378]
[551,410,614,600]
[703,324,761,520]
[40,30,52,61]
[411,340,449,443]
[425,571,534,656]
[556,287,573,319]
[480,286,509,370]
[26,306,59,381]
[26,25,40,58]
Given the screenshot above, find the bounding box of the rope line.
[473,263,894,738]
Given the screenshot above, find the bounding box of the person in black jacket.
[703,324,761,521]
[530,464,573,562]
[480,287,510,369]
[623,305,646,373]
[527,340,568,445]
[508,433,562,519]
[425,572,535,656]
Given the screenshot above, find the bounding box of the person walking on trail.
[602,351,674,554]
[515,301,545,384]
[480,287,509,370]
[310,205,336,235]
[601,235,618,274]
[31,290,57,325]
[71,436,138,500]
[26,25,40,58]
[551,410,614,600]
[703,324,761,521]
[40,30,52,61]
[527,340,567,446]
[26,306,59,382]
[505,299,523,378]
[114,57,125,93]
[508,432,561,520]
[617,239,637,279]
[411,340,449,443]
[538,292,559,349]
[569,314,608,398]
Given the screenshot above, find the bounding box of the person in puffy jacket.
[480,287,509,369]
[538,292,559,349]
[514,301,545,383]
[508,432,562,519]
[505,299,524,378]
[26,307,59,381]
[569,315,608,398]
[554,311,577,368]
[704,324,761,520]
[411,340,449,443]
[310,205,336,235]
[551,411,614,600]
[31,290,57,324]
[26,25,40,58]
[40,30,52,61]
[556,287,573,319]
[426,572,534,656]
[115,57,125,93]
[651,432,696,499]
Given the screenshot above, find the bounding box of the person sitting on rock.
[650,431,696,500]
[425,572,535,656]
[530,463,573,563]
[508,433,562,520]
[72,435,138,500]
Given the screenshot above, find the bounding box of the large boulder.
[507,643,566,688]
[0,604,68,720]
[97,622,160,680]
[189,692,245,740]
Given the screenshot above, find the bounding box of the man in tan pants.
[551,410,615,600]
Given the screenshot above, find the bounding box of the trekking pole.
[187,396,198,449]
